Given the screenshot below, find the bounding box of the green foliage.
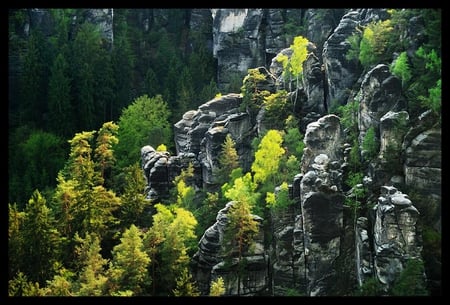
[54,127,121,240]
[266,182,293,211]
[224,173,260,210]
[289,35,309,78]
[278,35,309,81]
[8,272,45,296]
[215,134,240,185]
[21,190,61,285]
[209,276,226,296]
[144,203,198,295]
[19,29,51,127]
[390,51,411,87]
[20,130,67,204]
[172,268,200,296]
[361,127,379,161]
[119,162,151,229]
[196,191,221,236]
[74,232,109,296]
[359,20,394,68]
[283,127,305,161]
[344,173,365,219]
[115,94,172,168]
[222,199,259,296]
[354,277,385,296]
[48,52,73,136]
[241,68,270,117]
[71,22,103,131]
[156,143,168,152]
[94,121,119,184]
[391,259,428,296]
[420,79,441,116]
[8,203,25,281]
[173,162,196,209]
[252,130,285,185]
[107,225,151,295]
[345,32,362,62]
[263,90,291,129]
[42,267,75,296]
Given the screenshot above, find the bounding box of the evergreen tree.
[172,268,200,296]
[21,130,67,206]
[21,190,62,285]
[71,22,102,131]
[144,204,197,295]
[19,29,50,128]
[48,52,74,137]
[94,121,119,185]
[8,203,25,280]
[119,162,152,229]
[107,225,151,296]
[112,27,135,120]
[221,199,259,296]
[74,232,109,296]
[215,134,240,185]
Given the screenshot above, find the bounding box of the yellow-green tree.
[74,232,108,296]
[251,130,285,186]
[107,225,151,296]
[359,19,393,68]
[119,162,151,229]
[144,203,197,295]
[20,190,62,285]
[172,267,200,296]
[209,276,226,296]
[94,121,119,184]
[276,35,309,107]
[215,134,240,185]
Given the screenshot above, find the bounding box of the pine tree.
[144,204,197,295]
[172,268,200,296]
[107,225,151,296]
[119,162,151,228]
[215,134,240,185]
[48,52,73,136]
[21,190,61,285]
[74,233,109,296]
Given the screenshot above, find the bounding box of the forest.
[8,8,441,296]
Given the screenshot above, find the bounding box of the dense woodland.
[8,8,441,296]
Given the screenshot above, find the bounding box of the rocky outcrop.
[212,9,309,92]
[357,64,407,148]
[192,201,268,296]
[322,10,362,110]
[372,186,422,291]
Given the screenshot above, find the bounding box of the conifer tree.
[21,190,61,285]
[107,225,151,296]
[74,232,109,296]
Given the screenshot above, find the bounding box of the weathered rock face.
[372,186,422,291]
[301,114,344,174]
[173,93,255,191]
[299,115,347,296]
[358,64,406,140]
[270,114,350,296]
[212,9,309,92]
[136,8,439,296]
[322,10,362,110]
[192,201,268,296]
[141,145,201,201]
